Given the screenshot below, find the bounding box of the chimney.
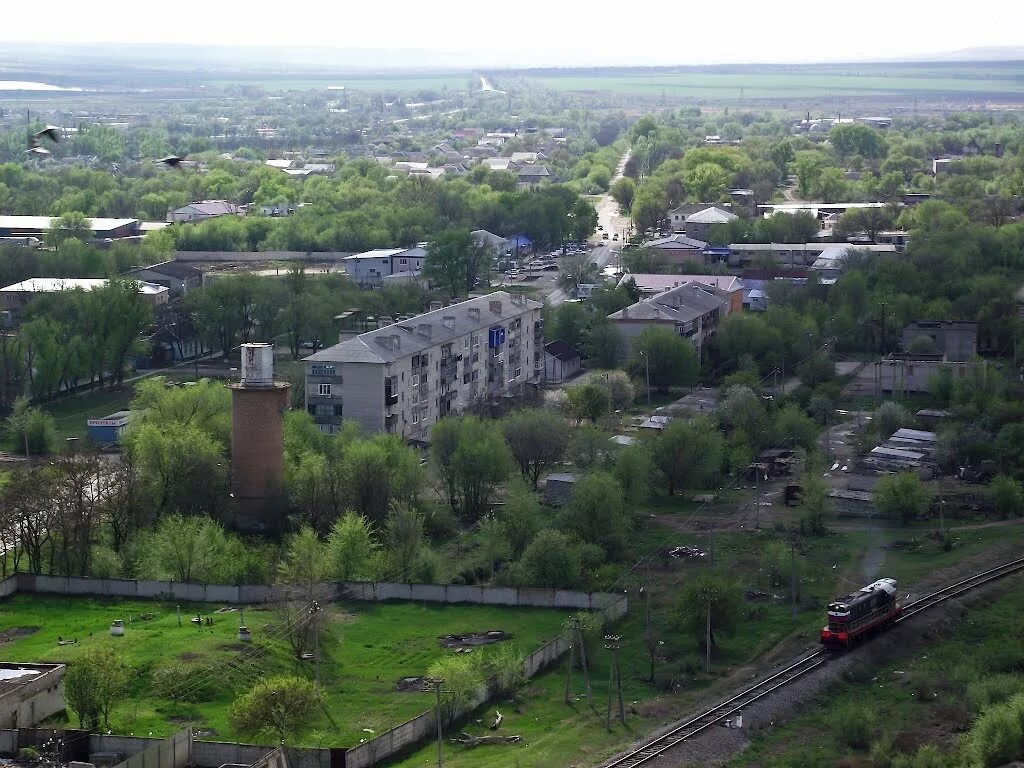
[376,334,401,350]
[441,315,456,330]
[468,307,481,321]
[429,300,443,312]
[489,300,502,314]
[622,306,629,319]
[417,323,432,339]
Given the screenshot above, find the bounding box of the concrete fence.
[175,251,352,263]
[7,573,621,613]
[104,728,192,768]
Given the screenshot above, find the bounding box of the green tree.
[563,471,631,558]
[874,472,933,524]
[3,396,56,456]
[503,409,570,489]
[326,512,379,581]
[383,504,425,578]
[516,530,584,589]
[565,382,609,424]
[585,321,624,370]
[771,404,819,452]
[636,326,698,393]
[425,655,484,726]
[798,471,832,533]
[229,676,323,742]
[63,647,131,730]
[989,475,1024,518]
[830,123,887,159]
[451,417,513,521]
[556,253,599,295]
[654,417,724,495]
[45,211,93,250]
[425,229,474,298]
[684,162,731,202]
[145,514,231,583]
[277,525,328,588]
[610,177,636,212]
[674,571,743,655]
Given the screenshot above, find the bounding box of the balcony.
[384,388,398,407]
[440,359,457,382]
[384,413,399,433]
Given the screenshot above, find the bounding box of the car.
[612,233,619,240]
[508,269,520,277]
[597,225,604,230]
[602,232,609,239]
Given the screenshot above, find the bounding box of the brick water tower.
[230,343,291,530]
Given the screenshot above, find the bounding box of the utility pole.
[705,601,712,674]
[789,538,799,618]
[879,302,887,356]
[432,678,444,768]
[604,635,625,729]
[564,617,591,703]
[310,600,322,685]
[640,351,651,406]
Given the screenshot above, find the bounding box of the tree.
[684,162,731,202]
[989,475,1023,518]
[674,571,743,654]
[503,409,569,489]
[771,404,819,452]
[425,655,484,726]
[654,418,724,495]
[277,525,328,589]
[830,123,887,160]
[97,280,152,385]
[516,530,584,589]
[229,676,323,742]
[585,321,623,369]
[145,514,231,583]
[45,211,93,250]
[613,444,652,505]
[63,647,131,730]
[610,177,636,212]
[875,401,912,439]
[425,229,474,298]
[3,396,55,456]
[477,514,510,579]
[563,471,631,558]
[435,417,513,522]
[383,504,425,578]
[798,471,832,533]
[835,207,895,243]
[636,327,698,393]
[556,254,599,295]
[327,512,379,581]
[565,382,608,424]
[128,423,227,517]
[874,472,933,524]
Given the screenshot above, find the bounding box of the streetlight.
[638,350,651,406]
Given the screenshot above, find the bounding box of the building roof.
[619,273,743,295]
[517,165,550,177]
[305,291,542,365]
[608,281,729,324]
[685,206,738,225]
[175,201,239,216]
[0,277,167,296]
[644,234,708,250]
[544,340,580,362]
[0,215,138,233]
[343,246,426,262]
[471,230,508,249]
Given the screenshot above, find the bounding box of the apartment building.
[303,291,543,438]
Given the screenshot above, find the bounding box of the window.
[311,364,335,376]
[471,370,479,381]
[412,410,420,424]
[515,367,522,378]
[412,393,419,404]
[318,383,332,397]
[399,258,407,265]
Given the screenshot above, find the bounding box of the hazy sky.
[4,0,1022,68]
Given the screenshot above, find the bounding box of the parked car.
[602,232,609,239]
[612,233,619,240]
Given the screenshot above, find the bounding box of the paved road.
[545,148,631,306]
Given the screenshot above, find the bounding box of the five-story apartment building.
[303,292,543,437]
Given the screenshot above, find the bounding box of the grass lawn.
[40,386,138,442]
[0,595,570,747]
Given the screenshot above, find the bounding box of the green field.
[0,595,569,747]
[520,61,1024,101]
[202,74,472,93]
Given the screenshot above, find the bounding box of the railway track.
[602,557,1024,768]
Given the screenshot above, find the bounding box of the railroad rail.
[602,557,1024,768]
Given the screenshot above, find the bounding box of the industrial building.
[0,278,168,316]
[230,344,291,531]
[86,410,133,445]
[0,662,66,729]
[0,215,140,240]
[341,246,427,289]
[123,260,202,297]
[303,291,543,438]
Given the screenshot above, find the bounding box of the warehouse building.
[0,278,168,316]
[0,215,140,240]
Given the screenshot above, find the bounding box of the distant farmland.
[506,61,1024,103]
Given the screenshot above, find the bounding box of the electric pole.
[564,617,591,703]
[604,635,625,729]
[789,538,799,618]
[310,600,323,685]
[432,678,444,768]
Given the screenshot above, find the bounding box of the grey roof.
[608,281,729,324]
[517,165,550,177]
[685,206,738,224]
[305,291,542,365]
[176,201,239,216]
[644,234,708,250]
[124,260,201,280]
[343,246,426,262]
[471,230,507,248]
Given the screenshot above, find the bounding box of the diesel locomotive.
[820,577,901,648]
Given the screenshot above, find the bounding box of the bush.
[829,702,876,750]
[989,475,1024,518]
[229,676,323,741]
[966,674,1024,714]
[88,545,123,579]
[962,691,1024,767]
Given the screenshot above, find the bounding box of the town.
[0,34,1021,768]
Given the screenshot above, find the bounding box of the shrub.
[229,676,323,741]
[966,674,1024,714]
[962,692,1024,768]
[829,702,876,750]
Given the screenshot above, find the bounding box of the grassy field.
[202,74,472,93]
[0,595,569,747]
[521,61,1024,100]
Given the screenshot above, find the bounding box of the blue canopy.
[511,234,533,248]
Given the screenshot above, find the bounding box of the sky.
[3,0,1022,69]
